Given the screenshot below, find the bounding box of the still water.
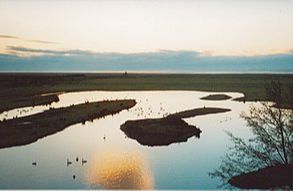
[0,91,256,189]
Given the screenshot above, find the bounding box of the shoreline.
[0,73,292,112]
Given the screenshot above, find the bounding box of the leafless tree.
[210,81,293,188]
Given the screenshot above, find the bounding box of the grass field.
[0,73,292,112]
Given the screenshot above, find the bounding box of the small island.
[228,164,293,189]
[121,107,231,146]
[200,94,232,101]
[0,99,136,149]
[121,116,201,146]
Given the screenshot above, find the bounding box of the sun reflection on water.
[86,150,153,189]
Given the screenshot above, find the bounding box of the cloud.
[0,35,19,39]
[6,46,200,57]
[0,34,57,44]
[28,39,57,44]
[2,45,293,73]
[7,46,94,55]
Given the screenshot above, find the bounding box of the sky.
[0,0,293,72]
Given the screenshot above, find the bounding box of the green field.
[0,73,292,112]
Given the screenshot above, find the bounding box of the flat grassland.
[0,73,292,112]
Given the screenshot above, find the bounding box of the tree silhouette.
[210,81,293,189]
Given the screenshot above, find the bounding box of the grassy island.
[121,107,230,146]
[200,94,232,101]
[121,116,201,146]
[0,99,136,149]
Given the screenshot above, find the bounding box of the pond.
[0,91,258,189]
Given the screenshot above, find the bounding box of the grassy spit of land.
[0,73,292,112]
[169,107,231,118]
[0,99,136,149]
[121,107,231,146]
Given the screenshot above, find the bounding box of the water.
[0,91,257,189]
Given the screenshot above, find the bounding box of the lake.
[0,91,258,189]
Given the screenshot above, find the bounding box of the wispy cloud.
[0,35,19,39]
[6,46,200,57]
[28,39,57,44]
[7,46,92,55]
[0,34,57,44]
